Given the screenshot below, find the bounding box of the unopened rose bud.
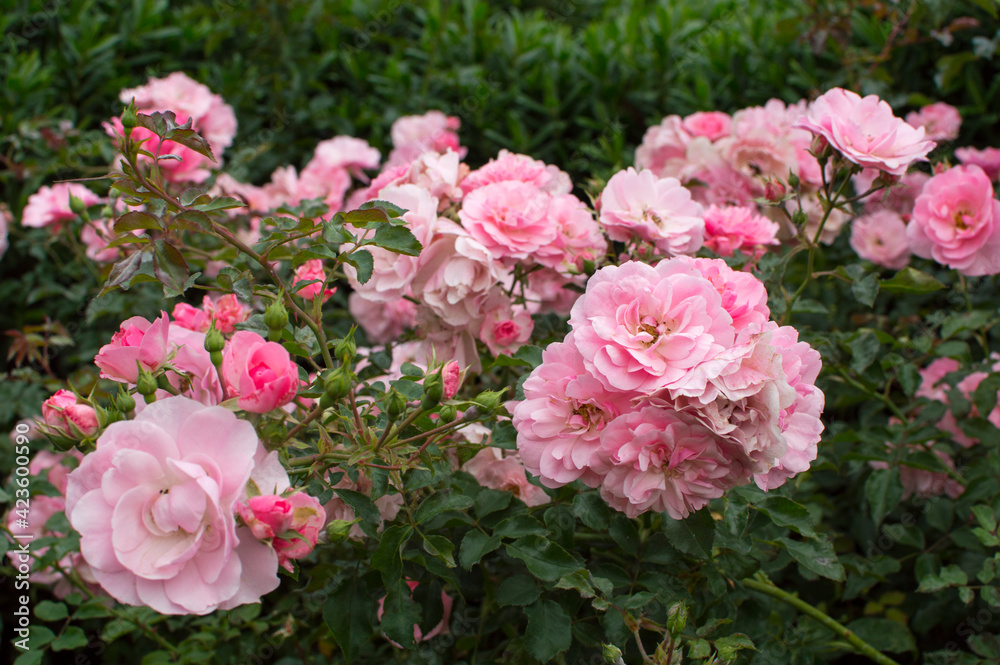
[264,299,288,342]
[116,389,136,414]
[386,389,407,420]
[322,368,352,403]
[326,519,356,543]
[121,103,138,130]
[334,333,356,364]
[442,361,461,400]
[438,405,457,424]
[136,368,158,399]
[602,644,625,665]
[421,375,443,410]
[68,194,87,216]
[791,209,809,228]
[764,179,787,202]
[204,323,226,353]
[666,602,688,636]
[472,389,504,413]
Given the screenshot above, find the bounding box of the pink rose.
[463,447,550,507]
[377,580,454,646]
[702,205,780,257]
[65,397,281,614]
[684,257,770,335]
[442,361,462,399]
[161,325,223,406]
[458,181,556,263]
[682,111,732,141]
[105,117,214,184]
[29,450,83,495]
[534,193,607,272]
[955,146,1000,182]
[173,302,211,332]
[479,297,534,357]
[41,390,99,437]
[634,115,692,178]
[568,260,735,394]
[94,312,171,383]
[513,334,633,488]
[387,111,464,167]
[293,259,336,301]
[598,168,704,256]
[348,292,417,344]
[222,331,300,413]
[207,294,248,333]
[597,406,749,519]
[461,150,571,196]
[237,492,325,572]
[850,210,911,269]
[905,102,961,142]
[796,88,936,176]
[907,165,1000,276]
[22,183,101,228]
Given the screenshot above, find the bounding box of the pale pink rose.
[685,160,759,208]
[348,292,417,344]
[347,184,439,301]
[752,325,825,491]
[406,150,467,208]
[463,447,550,507]
[526,268,586,316]
[387,111,464,167]
[213,173,273,216]
[634,115,692,178]
[410,222,504,328]
[359,163,412,202]
[682,111,732,141]
[796,88,936,176]
[22,183,101,228]
[95,312,171,383]
[569,260,735,394]
[458,181,556,263]
[222,331,300,413]
[725,99,822,187]
[534,193,607,272]
[683,257,771,335]
[293,259,336,301]
[237,492,325,572]
[262,165,303,209]
[308,136,380,179]
[702,205,780,258]
[377,580,454,646]
[513,334,634,488]
[164,324,223,406]
[917,358,960,403]
[849,210,911,269]
[119,71,236,155]
[907,165,1000,276]
[29,450,83,495]
[479,296,534,357]
[599,168,704,256]
[461,150,570,196]
[65,397,281,614]
[955,146,1000,182]
[598,407,750,519]
[871,444,963,500]
[41,390,99,437]
[442,361,462,399]
[905,102,961,142]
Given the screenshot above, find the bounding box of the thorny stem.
[284,405,325,443]
[742,573,902,665]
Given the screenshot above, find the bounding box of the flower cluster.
[513,257,824,519]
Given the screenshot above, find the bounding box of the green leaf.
[845,618,916,654]
[662,509,716,558]
[343,207,391,227]
[13,652,43,665]
[169,209,212,232]
[35,600,68,621]
[74,598,113,619]
[360,199,407,217]
[474,488,512,519]
[191,196,245,213]
[849,331,880,373]
[973,505,998,532]
[322,220,352,245]
[422,534,456,568]
[942,310,995,340]
[573,492,611,530]
[101,250,145,295]
[413,493,474,524]
[524,600,572,661]
[497,575,541,606]
[152,239,192,298]
[880,267,944,294]
[865,468,903,528]
[51,626,89,651]
[974,374,1000,422]
[715,633,756,661]
[851,273,879,308]
[372,224,422,256]
[459,531,501,570]
[755,497,817,538]
[380,580,422,649]
[114,211,161,232]
[555,570,598,598]
[494,514,547,538]
[344,249,374,284]
[778,537,845,581]
[323,577,373,663]
[372,525,412,585]
[506,535,585,581]
[334,489,381,538]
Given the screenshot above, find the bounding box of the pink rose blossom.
[479,297,534,357]
[172,303,211,332]
[29,450,83,495]
[463,447,550,507]
[907,165,1000,276]
[955,146,1000,182]
[795,88,936,176]
[598,406,749,519]
[871,445,964,500]
[22,183,101,228]
[905,102,961,142]
[458,181,556,263]
[65,397,281,614]
[406,150,467,209]
[850,210,911,269]
[163,324,224,406]
[461,150,571,196]
[598,167,704,256]
[348,292,417,344]
[526,268,586,316]
[682,111,732,141]
[293,259,336,301]
[237,492,325,572]
[702,205,780,257]
[442,361,462,399]
[634,115,692,178]
[513,334,633,488]
[377,580,454,646]
[208,294,249,333]
[534,193,607,272]
[95,312,171,383]
[683,257,770,335]
[387,111,465,167]
[222,331,300,413]
[104,116,214,183]
[41,390,99,437]
[569,260,735,394]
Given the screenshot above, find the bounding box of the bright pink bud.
[442,361,461,400]
[41,390,99,437]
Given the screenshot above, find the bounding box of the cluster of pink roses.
[513,256,824,519]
